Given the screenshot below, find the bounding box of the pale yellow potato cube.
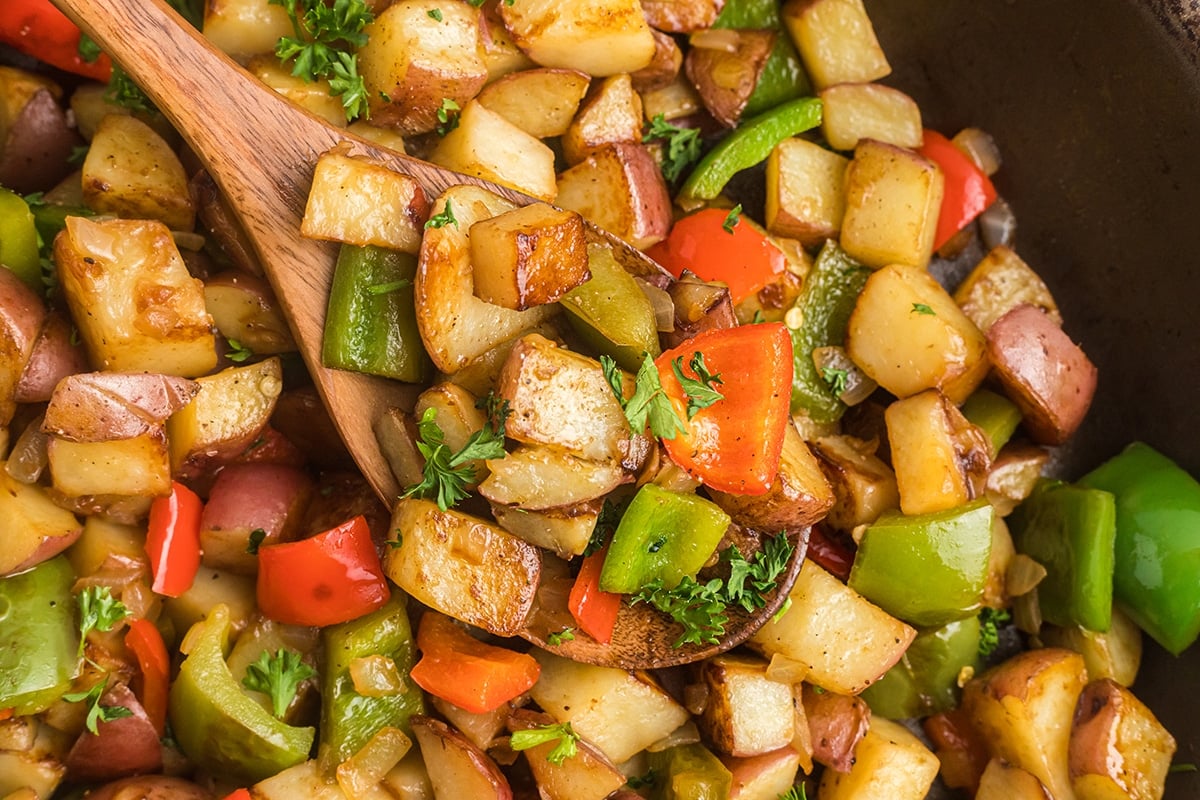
[48,433,172,498]
[476,68,590,139]
[840,139,944,270]
[490,503,599,559]
[1070,679,1176,800]
[765,137,849,246]
[82,114,195,231]
[782,0,891,89]
[478,445,628,510]
[820,82,923,151]
[500,0,656,77]
[469,204,590,310]
[0,466,82,576]
[203,0,292,60]
[640,74,704,123]
[698,654,796,758]
[818,717,940,800]
[430,100,557,201]
[954,245,1063,333]
[975,759,1051,800]
[562,73,644,165]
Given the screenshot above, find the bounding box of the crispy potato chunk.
[817,717,939,800]
[470,204,590,310]
[479,445,628,510]
[954,245,1062,333]
[500,0,656,76]
[1070,679,1176,800]
[782,0,890,90]
[698,654,796,758]
[475,68,590,139]
[685,29,775,127]
[555,142,673,249]
[810,435,899,531]
[430,100,557,201]
[766,137,849,246]
[82,114,195,231]
[562,74,645,165]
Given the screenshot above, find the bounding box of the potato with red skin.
[199,463,315,573]
[802,684,871,773]
[15,312,90,404]
[81,776,213,800]
[65,683,163,783]
[0,88,84,194]
[555,143,673,250]
[685,30,775,127]
[1070,679,1176,800]
[0,264,47,426]
[412,716,513,800]
[986,303,1097,445]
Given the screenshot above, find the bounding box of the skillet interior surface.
[865,0,1200,788]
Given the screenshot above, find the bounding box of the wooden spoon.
[52,0,807,668]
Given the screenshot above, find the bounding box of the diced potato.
[802,684,870,772]
[953,245,1063,333]
[251,759,349,800]
[640,74,704,122]
[500,0,656,76]
[203,0,292,60]
[962,648,1088,800]
[470,205,590,310]
[508,709,626,800]
[782,0,890,89]
[246,55,346,126]
[840,139,944,270]
[819,82,922,151]
[203,271,296,355]
[382,748,434,800]
[411,717,511,799]
[708,422,835,531]
[415,382,489,487]
[845,263,989,404]
[749,560,915,695]
[479,445,628,510]
[641,0,725,33]
[347,121,408,154]
[685,29,775,128]
[1040,608,1143,687]
[885,389,991,515]
[81,114,195,231]
[698,654,796,758]
[64,515,143,577]
[985,443,1050,516]
[562,74,644,165]
[722,747,804,800]
[809,435,899,531]
[374,406,426,490]
[817,717,939,800]
[975,759,1050,800]
[490,502,599,559]
[986,304,1097,446]
[0,465,82,576]
[1069,679,1176,800]
[301,147,430,252]
[43,371,199,443]
[0,268,48,427]
[765,137,849,247]
[631,29,683,94]
[475,68,590,138]
[555,142,673,249]
[167,358,284,477]
[983,515,1016,608]
[47,432,170,498]
[495,333,629,460]
[385,498,541,636]
[415,185,559,373]
[427,696,513,752]
[430,100,557,201]
[477,1,536,81]
[56,216,217,377]
[163,567,257,637]
[358,0,488,134]
[529,650,690,765]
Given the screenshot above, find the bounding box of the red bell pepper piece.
[0,0,113,81]
[806,524,857,582]
[409,611,540,714]
[568,549,621,644]
[220,789,252,800]
[124,618,169,736]
[145,481,203,598]
[656,322,793,495]
[918,129,998,251]
[256,514,389,627]
[646,207,787,305]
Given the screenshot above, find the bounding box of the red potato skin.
[0,262,48,423]
[42,372,200,441]
[411,715,514,800]
[986,303,1097,445]
[15,311,90,403]
[2,526,82,577]
[802,684,871,773]
[0,88,84,194]
[199,462,314,572]
[65,683,163,783]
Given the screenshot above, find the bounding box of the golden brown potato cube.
[562,74,645,165]
[954,245,1063,333]
[819,82,922,151]
[817,717,939,800]
[246,55,346,126]
[374,406,425,489]
[477,1,536,81]
[469,204,590,310]
[698,654,796,758]
[685,29,775,128]
[962,648,1089,800]
[415,381,490,487]
[810,434,899,531]
[430,100,558,201]
[0,466,82,577]
[500,0,656,77]
[782,0,890,89]
[496,333,630,460]
[301,147,429,253]
[57,216,217,377]
[642,0,726,32]
[985,442,1050,516]
[1070,679,1176,800]
[411,717,512,799]
[82,114,195,231]
[203,0,292,60]
[508,709,626,800]
[750,560,915,695]
[1041,608,1143,688]
[475,68,590,139]
[709,422,835,531]
[974,759,1050,800]
[555,142,673,249]
[840,139,944,270]
[722,746,805,800]
[48,433,172,498]
[386,498,541,637]
[479,445,628,510]
[203,271,296,356]
[167,357,284,477]
[765,136,849,246]
[358,0,487,134]
[986,304,1097,445]
[885,389,991,516]
[491,502,599,559]
[640,73,705,123]
[845,263,989,404]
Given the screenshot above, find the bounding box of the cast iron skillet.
[862,0,1199,791]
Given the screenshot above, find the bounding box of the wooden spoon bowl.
[53,0,805,668]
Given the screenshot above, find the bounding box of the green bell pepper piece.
[787,241,870,422]
[560,243,659,372]
[677,97,822,207]
[1007,479,1116,632]
[599,484,731,594]
[861,616,981,720]
[169,604,314,783]
[0,188,43,291]
[322,244,430,382]
[646,742,733,800]
[849,500,994,627]
[320,593,424,764]
[1079,442,1200,655]
[961,389,1023,458]
[713,0,812,117]
[0,556,81,715]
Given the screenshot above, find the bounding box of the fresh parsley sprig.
[271,0,374,121]
[425,198,459,229]
[63,678,133,735]
[977,606,1012,658]
[601,353,686,439]
[510,722,580,765]
[402,404,507,510]
[241,648,316,719]
[77,586,129,657]
[724,533,794,613]
[671,352,724,420]
[643,114,703,182]
[722,204,742,233]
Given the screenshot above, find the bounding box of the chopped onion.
[5,415,49,484]
[979,196,1017,250]
[171,230,207,251]
[688,28,741,53]
[683,682,709,715]
[636,278,676,333]
[811,346,877,406]
[669,273,730,325]
[336,726,412,800]
[646,720,701,752]
[951,127,1002,176]
[349,655,406,697]
[764,653,809,685]
[1006,553,1048,597]
[1012,589,1043,636]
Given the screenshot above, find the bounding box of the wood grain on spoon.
[51,0,808,667]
